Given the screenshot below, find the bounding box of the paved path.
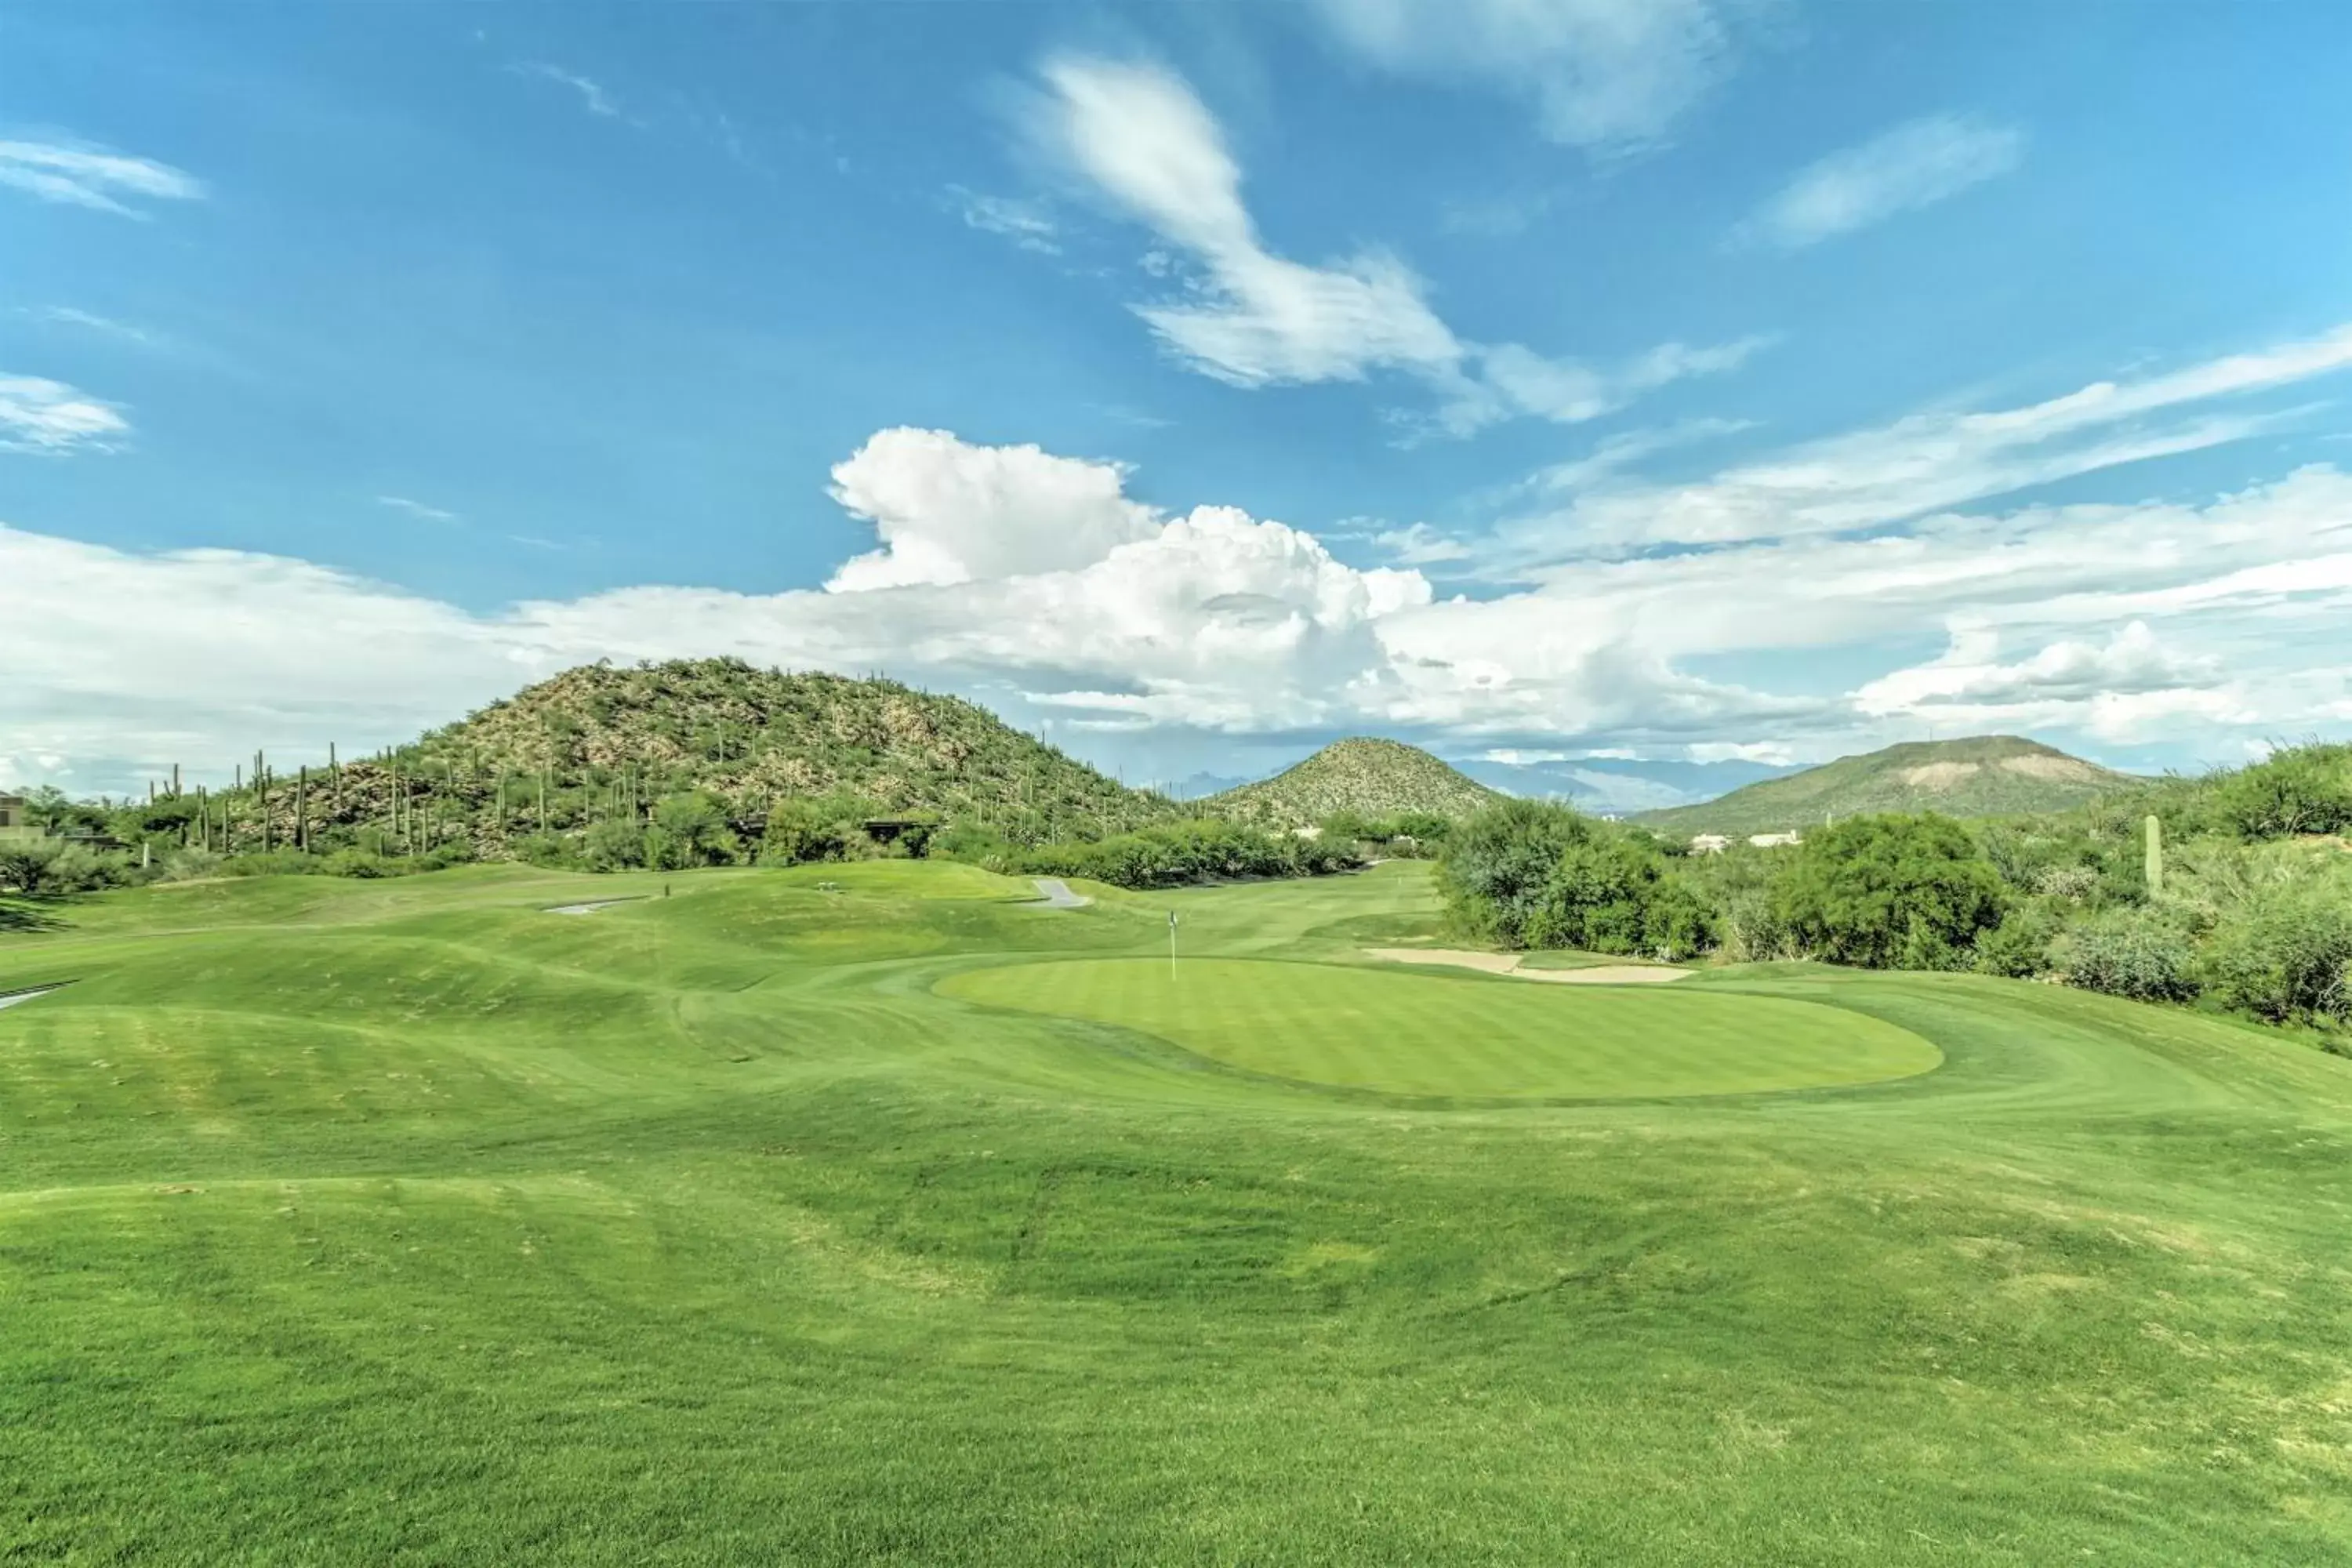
[0,985,60,1012]
[1029,877,1092,909]
[544,898,641,916]
[1363,948,1692,985]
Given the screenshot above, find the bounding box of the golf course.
[4,858,2350,1563]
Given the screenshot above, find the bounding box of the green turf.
[938,956,1940,1100]
[4,859,2351,1564]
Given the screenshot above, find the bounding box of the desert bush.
[2053,908,2200,1003]
[1974,905,2060,978]
[1771,814,2009,970]
[2216,743,2352,840]
[159,848,223,882]
[2201,892,2352,1024]
[1441,799,1709,956]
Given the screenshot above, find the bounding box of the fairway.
[939,956,1941,1098]
[5,859,2352,1564]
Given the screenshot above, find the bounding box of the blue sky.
[6,0,2352,801]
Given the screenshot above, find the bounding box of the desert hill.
[220,659,1177,854]
[1203,738,1500,828]
[1633,735,2136,838]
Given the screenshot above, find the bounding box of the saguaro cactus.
[2144,814,2165,898]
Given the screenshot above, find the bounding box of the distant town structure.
[0,793,35,840]
[1689,830,1803,852]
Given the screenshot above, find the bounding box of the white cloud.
[1308,0,1737,151]
[0,138,205,219]
[1032,54,1757,432]
[0,374,130,455]
[5,422,2349,791]
[24,307,154,344]
[1371,523,1475,565]
[513,63,622,119]
[377,495,460,524]
[1855,621,2220,713]
[947,187,1060,253]
[825,426,1161,589]
[1744,115,2024,249]
[1508,321,2352,551]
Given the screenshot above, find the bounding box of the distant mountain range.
[1632,736,2137,838]
[1454,755,1800,816]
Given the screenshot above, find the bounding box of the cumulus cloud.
[0,373,131,454]
[1743,115,2024,249]
[825,427,1162,589]
[1030,55,1758,432]
[6,414,2349,790]
[1308,0,1737,151]
[1,430,1428,787]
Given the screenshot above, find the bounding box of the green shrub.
[2216,743,2352,840]
[583,818,648,872]
[1439,800,1708,956]
[1973,905,2059,978]
[2201,893,2352,1023]
[2053,909,2200,1004]
[1771,815,2008,970]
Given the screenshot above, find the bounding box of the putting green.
[938,956,1942,1099]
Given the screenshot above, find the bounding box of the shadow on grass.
[0,898,68,934]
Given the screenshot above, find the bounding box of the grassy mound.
[939,956,1940,1099]
[4,860,2350,1563]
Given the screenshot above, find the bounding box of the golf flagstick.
[1168,909,1179,981]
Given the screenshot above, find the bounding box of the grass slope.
[1204,737,1499,827]
[1636,734,2136,837]
[5,862,2351,1563]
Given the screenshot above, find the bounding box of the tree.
[1440,799,1706,956]
[647,791,740,869]
[1771,814,2008,970]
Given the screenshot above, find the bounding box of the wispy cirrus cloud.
[0,373,130,455]
[1502,321,2352,554]
[0,138,205,219]
[511,62,623,120]
[1742,114,2024,249]
[25,306,155,344]
[947,187,1060,254]
[1307,0,1740,151]
[376,495,460,524]
[1029,55,1762,435]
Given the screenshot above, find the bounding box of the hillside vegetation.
[1635,735,2133,837]
[1439,741,2352,1046]
[1204,737,1498,828]
[10,660,1180,870]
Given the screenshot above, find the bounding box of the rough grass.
[4,860,2351,1564]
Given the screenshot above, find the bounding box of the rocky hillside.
[205,659,1178,856]
[1634,735,2136,839]
[1204,738,1500,828]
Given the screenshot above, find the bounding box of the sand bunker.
[544,899,640,916]
[0,985,60,1012]
[1363,949,1692,985]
